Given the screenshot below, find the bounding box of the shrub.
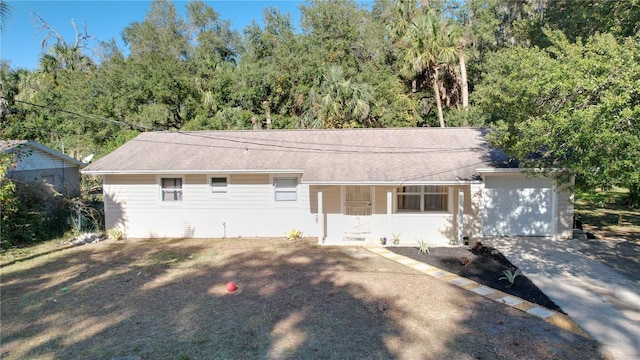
[392,233,400,245]
[1,181,68,248]
[285,229,303,240]
[499,269,522,287]
[108,228,126,241]
[417,239,431,254]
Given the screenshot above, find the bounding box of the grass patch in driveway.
[1,237,612,360]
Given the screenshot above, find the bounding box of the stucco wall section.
[556,186,575,239]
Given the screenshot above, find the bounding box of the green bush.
[1,182,59,248]
[0,181,81,249]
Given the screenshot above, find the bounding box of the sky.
[0,0,306,70]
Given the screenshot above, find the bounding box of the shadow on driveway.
[487,236,640,360]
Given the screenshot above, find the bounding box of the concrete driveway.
[486,236,640,360]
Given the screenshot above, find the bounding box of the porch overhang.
[302,180,483,186]
[82,168,305,175]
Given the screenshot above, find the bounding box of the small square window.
[274,178,297,201]
[161,178,183,202]
[210,177,227,193]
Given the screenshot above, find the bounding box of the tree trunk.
[432,67,445,127]
[458,42,469,109]
[262,100,271,130]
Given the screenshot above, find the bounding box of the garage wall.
[482,172,572,238]
[555,185,574,239]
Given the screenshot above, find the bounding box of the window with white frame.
[161,177,183,202]
[274,177,297,201]
[210,177,228,194]
[397,185,448,212]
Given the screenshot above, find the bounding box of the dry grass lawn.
[1,237,608,360]
[576,188,640,245]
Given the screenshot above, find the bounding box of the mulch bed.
[388,242,564,313]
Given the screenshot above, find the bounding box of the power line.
[141,130,492,156]
[12,99,157,131]
[179,130,480,152]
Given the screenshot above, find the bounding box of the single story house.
[1,140,86,195]
[81,128,574,245]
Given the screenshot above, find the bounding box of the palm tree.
[33,14,95,77]
[307,65,373,129]
[0,1,11,31]
[397,10,457,127]
[456,33,469,109]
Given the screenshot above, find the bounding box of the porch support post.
[386,188,392,215]
[317,188,324,244]
[458,188,464,245]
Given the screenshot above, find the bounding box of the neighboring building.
[1,140,86,195]
[81,128,574,245]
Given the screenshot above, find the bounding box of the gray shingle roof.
[82,128,513,183]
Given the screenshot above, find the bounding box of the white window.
[397,185,448,212]
[161,177,183,202]
[274,177,297,201]
[210,177,228,194]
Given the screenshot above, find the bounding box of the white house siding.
[315,185,455,245]
[104,174,316,238]
[103,175,157,236]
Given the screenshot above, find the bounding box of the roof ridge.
[145,127,486,135]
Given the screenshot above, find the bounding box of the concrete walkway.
[485,237,640,360]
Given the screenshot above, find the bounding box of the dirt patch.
[388,243,563,313]
[1,237,610,360]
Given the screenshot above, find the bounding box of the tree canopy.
[475,30,639,200]
[1,0,639,204]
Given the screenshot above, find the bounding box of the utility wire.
[179,130,482,152]
[141,134,488,156]
[10,101,492,157]
[12,99,157,131]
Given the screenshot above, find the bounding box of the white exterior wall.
[555,183,575,239]
[320,185,457,246]
[104,174,316,238]
[374,213,453,246]
[466,183,485,239]
[481,172,574,239]
[103,172,573,242]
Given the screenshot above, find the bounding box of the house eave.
[81,169,305,176]
[302,180,483,186]
[476,168,527,174]
[476,168,569,174]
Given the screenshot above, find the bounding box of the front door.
[344,186,372,240]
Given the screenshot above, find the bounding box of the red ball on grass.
[226,281,237,292]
